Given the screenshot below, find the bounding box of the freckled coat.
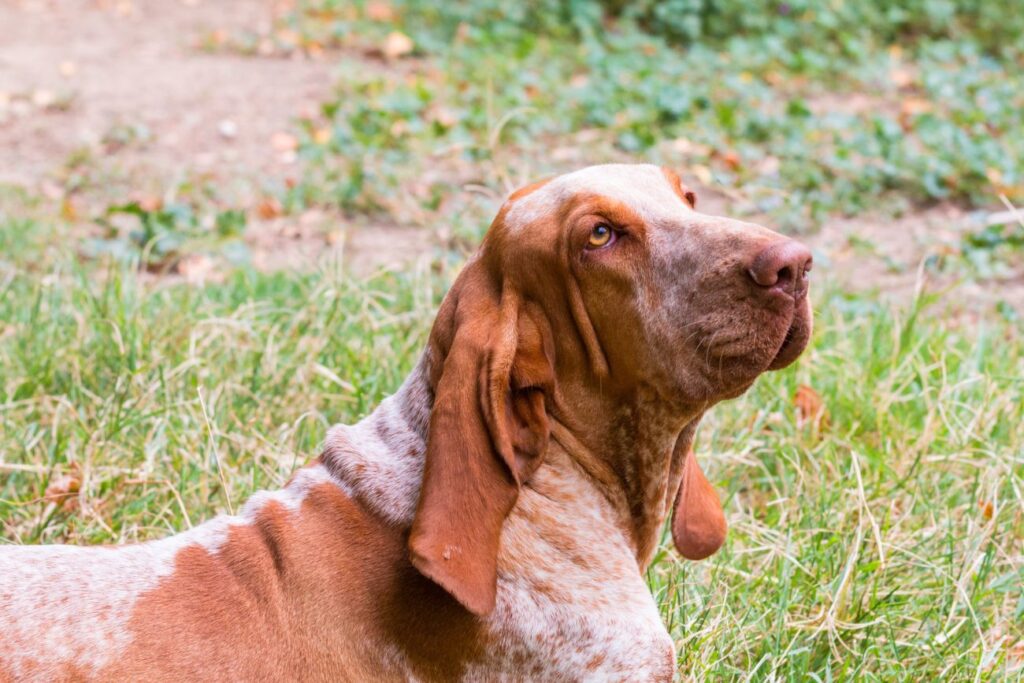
[0,164,812,681]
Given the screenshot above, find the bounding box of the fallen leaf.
[137,195,163,213]
[256,197,283,220]
[898,97,933,131]
[60,197,79,221]
[794,384,829,430]
[365,1,394,21]
[45,469,81,512]
[207,28,228,46]
[720,150,742,172]
[889,66,915,88]
[901,97,932,116]
[312,126,332,144]
[32,89,56,109]
[275,28,301,48]
[692,164,713,185]
[175,253,222,284]
[270,131,298,152]
[382,31,414,60]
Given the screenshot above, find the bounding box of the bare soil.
[0,0,320,185]
[0,0,429,274]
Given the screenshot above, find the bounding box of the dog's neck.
[319,353,698,569]
[320,355,432,527]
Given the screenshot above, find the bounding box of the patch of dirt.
[246,214,435,275]
[0,0,431,273]
[806,204,1024,316]
[0,0,322,185]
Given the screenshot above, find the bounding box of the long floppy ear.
[409,268,554,617]
[671,448,727,560]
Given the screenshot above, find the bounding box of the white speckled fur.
[322,356,432,526]
[504,163,692,230]
[326,362,675,679]
[0,464,334,679]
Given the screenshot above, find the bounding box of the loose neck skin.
[320,351,700,572]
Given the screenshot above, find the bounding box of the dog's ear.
[671,448,726,560]
[409,262,555,617]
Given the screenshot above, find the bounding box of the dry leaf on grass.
[382,31,414,60]
[175,253,223,284]
[256,197,283,220]
[271,131,299,152]
[794,384,830,432]
[44,467,81,513]
[365,1,395,21]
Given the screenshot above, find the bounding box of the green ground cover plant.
[275,0,1024,233]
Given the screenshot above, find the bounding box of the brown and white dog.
[0,164,812,681]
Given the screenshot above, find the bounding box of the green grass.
[652,292,1024,678]
[0,217,438,543]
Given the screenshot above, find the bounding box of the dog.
[0,164,812,681]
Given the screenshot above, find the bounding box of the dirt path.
[0,0,330,185]
[0,0,431,274]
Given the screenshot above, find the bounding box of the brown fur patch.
[661,167,697,208]
[97,482,486,681]
[507,177,552,203]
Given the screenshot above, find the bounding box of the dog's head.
[409,164,813,616]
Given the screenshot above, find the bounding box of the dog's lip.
[766,305,810,371]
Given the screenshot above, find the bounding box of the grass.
[653,292,1024,678]
[3,0,1024,679]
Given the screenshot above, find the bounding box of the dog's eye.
[588,224,615,248]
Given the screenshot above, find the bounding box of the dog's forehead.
[503,164,691,231]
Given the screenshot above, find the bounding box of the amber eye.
[588,224,614,248]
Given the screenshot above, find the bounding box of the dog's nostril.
[748,240,813,293]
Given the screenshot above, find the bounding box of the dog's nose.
[747,239,813,297]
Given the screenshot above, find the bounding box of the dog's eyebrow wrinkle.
[503,164,691,231]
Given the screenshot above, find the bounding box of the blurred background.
[1,1,1021,678]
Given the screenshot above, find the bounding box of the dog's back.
[0,465,418,681]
